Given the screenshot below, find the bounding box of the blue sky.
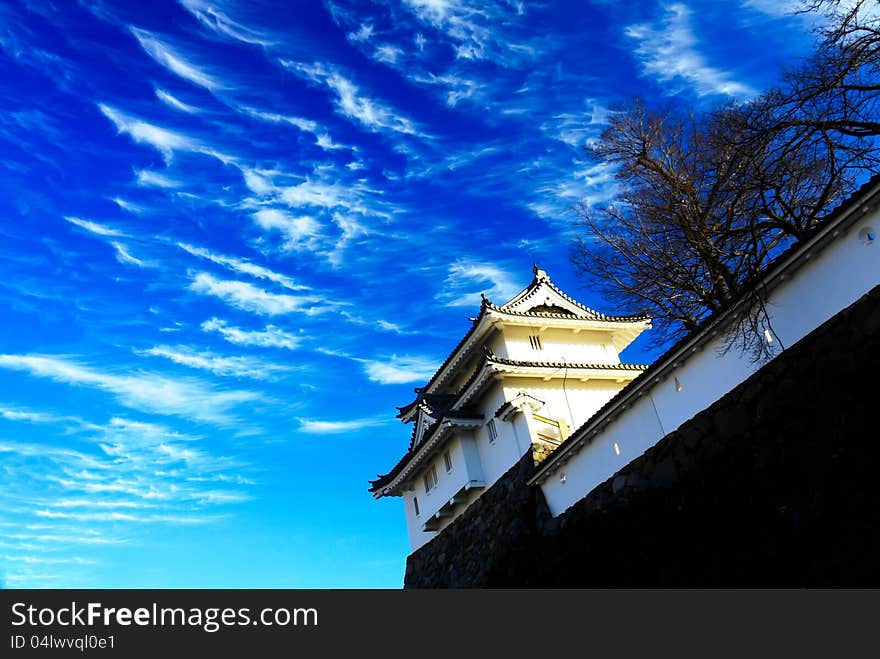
[0,0,817,588]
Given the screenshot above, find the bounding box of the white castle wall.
[539,207,880,517]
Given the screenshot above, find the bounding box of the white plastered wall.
[540,211,880,517]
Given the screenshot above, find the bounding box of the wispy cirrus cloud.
[251,208,323,252]
[155,88,201,114]
[200,318,303,350]
[399,0,529,61]
[435,259,521,307]
[110,197,146,214]
[137,344,291,380]
[0,405,80,425]
[238,106,318,133]
[359,355,439,385]
[110,241,149,268]
[136,169,182,189]
[241,167,396,265]
[179,0,275,47]
[237,106,348,152]
[98,104,199,161]
[177,242,307,291]
[189,272,332,316]
[297,417,386,434]
[282,61,422,137]
[131,27,223,91]
[0,406,254,582]
[64,216,125,237]
[625,3,756,98]
[98,104,235,165]
[0,354,259,426]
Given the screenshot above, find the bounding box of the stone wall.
[404,284,880,587]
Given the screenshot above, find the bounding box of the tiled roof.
[369,410,484,493]
[497,268,650,322]
[486,302,650,322]
[397,277,651,412]
[397,392,456,421]
[371,350,648,493]
[487,354,650,371]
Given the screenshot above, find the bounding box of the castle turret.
[370,267,651,550]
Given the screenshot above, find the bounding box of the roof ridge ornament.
[532,263,550,282]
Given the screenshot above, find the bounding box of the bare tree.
[573,0,880,359]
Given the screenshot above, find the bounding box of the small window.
[413,496,420,516]
[487,419,498,443]
[423,464,438,493]
[529,334,543,350]
[443,450,452,473]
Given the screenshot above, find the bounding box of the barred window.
[423,465,438,492]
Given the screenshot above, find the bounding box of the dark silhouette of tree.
[573,0,880,359]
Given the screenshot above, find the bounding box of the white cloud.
[136,169,182,188]
[179,0,274,46]
[409,72,478,107]
[111,242,149,268]
[541,101,611,147]
[436,260,522,307]
[0,406,71,425]
[283,61,420,136]
[131,27,222,90]
[625,4,756,97]
[279,179,355,209]
[328,212,370,267]
[98,104,198,161]
[252,208,323,252]
[360,355,439,384]
[201,318,302,350]
[241,168,275,195]
[177,242,307,291]
[239,107,318,133]
[155,88,200,113]
[0,354,258,425]
[99,104,234,164]
[33,510,216,524]
[348,23,375,42]
[64,216,125,237]
[189,272,329,316]
[110,197,145,214]
[297,417,385,434]
[400,0,529,62]
[373,43,403,64]
[315,133,347,151]
[2,555,96,565]
[5,531,123,546]
[138,345,290,379]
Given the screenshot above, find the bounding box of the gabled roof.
[396,391,456,423]
[369,410,485,495]
[498,266,649,321]
[370,349,648,497]
[372,266,653,498]
[397,266,651,415]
